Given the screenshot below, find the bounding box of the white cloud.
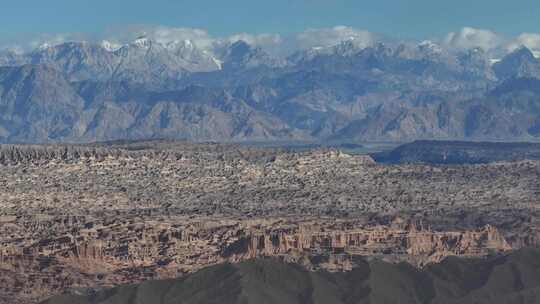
[104,25,284,54]
[443,27,505,52]
[30,34,73,49]
[0,32,90,52]
[507,33,540,58]
[443,27,540,58]
[0,25,284,54]
[103,25,216,49]
[294,26,375,49]
[0,45,25,54]
[2,24,540,59]
[220,33,282,49]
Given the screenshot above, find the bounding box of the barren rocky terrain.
[0,141,539,303]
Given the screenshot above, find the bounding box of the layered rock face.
[0,216,519,303]
[240,221,512,267]
[0,141,539,303]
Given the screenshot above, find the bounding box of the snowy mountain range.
[0,37,539,143]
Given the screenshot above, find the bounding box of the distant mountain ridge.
[372,140,540,164]
[0,39,540,143]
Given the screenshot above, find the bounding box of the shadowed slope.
[372,140,540,164]
[42,248,540,304]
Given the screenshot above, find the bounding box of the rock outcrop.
[0,216,518,303]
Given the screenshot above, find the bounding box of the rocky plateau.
[0,141,538,303]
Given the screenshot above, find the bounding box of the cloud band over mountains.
[2,25,540,58]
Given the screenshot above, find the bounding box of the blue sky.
[1,0,539,39]
[1,0,540,55]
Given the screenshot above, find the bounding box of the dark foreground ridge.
[42,248,540,304]
[372,140,540,164]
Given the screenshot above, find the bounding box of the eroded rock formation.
[0,215,526,303]
[0,142,538,303]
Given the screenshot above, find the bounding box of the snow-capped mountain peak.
[101,40,121,52]
[183,39,193,47]
[333,38,368,55]
[166,39,196,51]
[37,43,52,51]
[418,40,443,54]
[131,36,152,48]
